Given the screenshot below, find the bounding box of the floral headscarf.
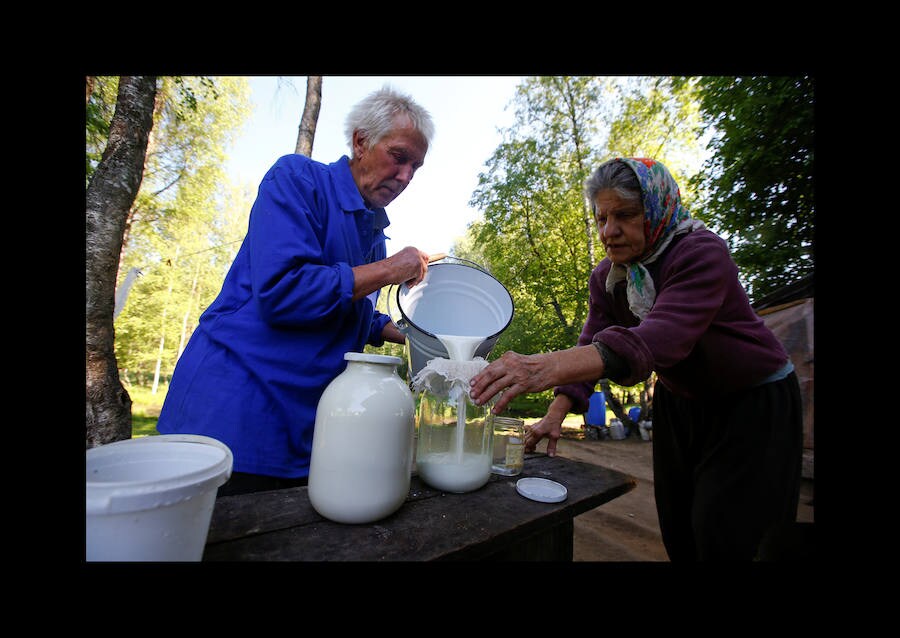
[604,157,706,320]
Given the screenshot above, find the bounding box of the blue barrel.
[586,391,606,426]
[628,406,642,424]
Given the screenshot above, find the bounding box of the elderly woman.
[469,157,802,561]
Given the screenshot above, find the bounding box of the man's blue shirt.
[157,154,393,478]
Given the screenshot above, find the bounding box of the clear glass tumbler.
[491,416,525,476]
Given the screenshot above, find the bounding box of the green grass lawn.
[128,383,165,438]
[132,412,161,437]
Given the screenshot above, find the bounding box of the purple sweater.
[556,229,789,413]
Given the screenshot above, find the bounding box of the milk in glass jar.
[412,335,493,493]
[308,352,416,524]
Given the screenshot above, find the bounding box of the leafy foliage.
[460,77,705,360]
[86,76,254,385]
[688,76,814,301]
[455,77,707,413]
[85,77,119,185]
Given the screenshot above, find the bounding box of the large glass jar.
[415,383,493,493]
[308,352,416,524]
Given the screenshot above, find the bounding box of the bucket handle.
[386,283,408,333]
[431,254,492,275]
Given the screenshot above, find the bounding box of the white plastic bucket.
[390,258,514,377]
[85,434,233,562]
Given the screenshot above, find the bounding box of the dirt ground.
[545,430,815,561]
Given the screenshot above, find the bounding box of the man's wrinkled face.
[352,116,428,209]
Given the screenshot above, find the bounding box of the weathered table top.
[203,453,636,561]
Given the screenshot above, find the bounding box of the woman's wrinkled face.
[351,115,428,210]
[594,189,647,265]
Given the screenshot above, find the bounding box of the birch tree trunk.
[152,252,177,395]
[178,266,200,359]
[152,325,166,396]
[86,76,157,448]
[295,76,322,157]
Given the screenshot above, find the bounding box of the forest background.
[85,75,815,446]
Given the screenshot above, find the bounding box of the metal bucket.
[389,257,514,378]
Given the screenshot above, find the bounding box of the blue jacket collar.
[331,156,391,232]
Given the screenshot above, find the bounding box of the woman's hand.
[470,345,605,414]
[524,411,565,457]
[469,351,556,414]
[524,393,572,457]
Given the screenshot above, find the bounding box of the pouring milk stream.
[394,257,515,493]
[436,334,485,465]
[413,334,491,491]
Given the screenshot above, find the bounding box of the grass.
[127,382,165,438]
[132,412,161,437]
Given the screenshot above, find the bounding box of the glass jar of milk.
[308,352,416,524]
[415,384,493,494]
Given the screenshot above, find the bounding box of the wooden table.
[203,454,636,561]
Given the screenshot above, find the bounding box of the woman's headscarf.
[605,157,706,320]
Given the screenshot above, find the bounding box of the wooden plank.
[203,455,636,562]
[482,520,574,561]
[755,298,807,317]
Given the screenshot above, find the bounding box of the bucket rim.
[86,434,233,515]
[393,262,515,341]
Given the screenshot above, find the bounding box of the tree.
[465,77,609,360]
[86,76,120,186]
[114,182,253,382]
[295,76,322,157]
[86,76,158,448]
[109,77,252,386]
[461,76,705,416]
[607,77,707,212]
[687,75,814,302]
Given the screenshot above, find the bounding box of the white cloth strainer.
[411,357,489,403]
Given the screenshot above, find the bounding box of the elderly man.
[158,86,435,496]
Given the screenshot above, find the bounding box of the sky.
[226,76,526,257]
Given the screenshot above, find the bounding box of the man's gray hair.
[344,85,435,153]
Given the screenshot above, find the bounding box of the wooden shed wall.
[758,297,814,478]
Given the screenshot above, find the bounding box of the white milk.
[414,333,493,492]
[416,451,493,493]
[435,334,484,362]
[308,354,416,524]
[435,334,486,463]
